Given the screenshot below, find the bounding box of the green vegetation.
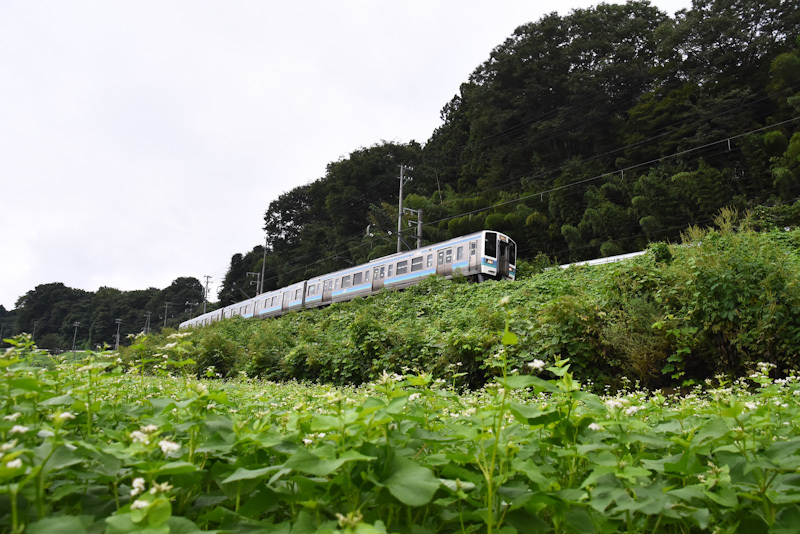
[139,215,800,391]
[3,313,800,532]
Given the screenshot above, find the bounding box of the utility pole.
[163,302,173,328]
[403,207,423,249]
[259,233,268,294]
[71,321,80,353]
[114,319,122,350]
[32,321,39,342]
[247,272,260,294]
[203,275,212,314]
[397,164,413,253]
[144,312,152,335]
[185,301,199,318]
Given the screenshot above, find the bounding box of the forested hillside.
[219,0,800,304]
[3,278,204,351]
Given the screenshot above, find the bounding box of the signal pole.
[403,207,423,249]
[71,321,80,353]
[397,164,413,253]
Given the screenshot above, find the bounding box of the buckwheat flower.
[624,406,642,416]
[408,393,421,402]
[131,499,149,510]
[6,458,22,469]
[588,423,603,431]
[130,431,150,444]
[55,412,76,423]
[130,477,146,496]
[498,296,510,307]
[528,359,546,371]
[150,481,173,494]
[1,440,17,452]
[158,440,180,455]
[302,438,313,445]
[162,343,178,350]
[140,424,159,434]
[745,402,758,410]
[3,412,22,422]
[9,425,29,434]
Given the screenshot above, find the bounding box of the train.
[180,230,517,329]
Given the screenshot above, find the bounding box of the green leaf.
[27,516,90,534]
[283,447,373,476]
[383,456,440,506]
[221,466,276,484]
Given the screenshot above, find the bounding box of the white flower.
[158,440,180,455]
[140,424,159,434]
[1,440,17,452]
[527,359,546,371]
[588,422,603,431]
[150,481,173,494]
[131,499,149,510]
[624,406,642,416]
[745,402,758,410]
[3,412,22,422]
[9,425,29,434]
[55,412,76,422]
[130,477,146,496]
[302,438,313,445]
[130,431,150,444]
[408,393,421,402]
[5,458,22,469]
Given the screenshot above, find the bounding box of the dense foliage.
[3,324,800,532]
[222,0,800,296]
[142,214,800,391]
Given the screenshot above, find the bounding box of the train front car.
[480,231,516,281]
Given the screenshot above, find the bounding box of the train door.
[322,279,332,304]
[497,235,515,278]
[468,240,478,273]
[436,247,453,277]
[371,265,385,292]
[282,291,290,312]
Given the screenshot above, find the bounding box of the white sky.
[0,0,691,310]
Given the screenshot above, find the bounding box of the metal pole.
[115,319,122,350]
[71,322,80,353]
[397,165,413,253]
[259,234,268,294]
[417,208,423,249]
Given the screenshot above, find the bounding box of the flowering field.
[2,332,800,533]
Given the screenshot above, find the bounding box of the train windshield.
[484,232,497,257]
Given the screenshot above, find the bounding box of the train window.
[379,266,385,279]
[308,285,315,297]
[342,275,351,288]
[272,296,279,306]
[240,306,245,314]
[335,279,340,290]
[509,241,516,264]
[295,288,302,300]
[396,260,408,275]
[365,270,370,283]
[353,272,363,285]
[427,254,433,268]
[470,241,477,256]
[373,268,379,280]
[388,264,394,278]
[485,232,497,257]
[457,247,464,261]
[445,248,453,263]
[411,256,423,272]
[438,250,444,265]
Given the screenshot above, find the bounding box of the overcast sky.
[0,0,692,311]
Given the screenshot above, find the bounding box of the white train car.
[179,230,516,329]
